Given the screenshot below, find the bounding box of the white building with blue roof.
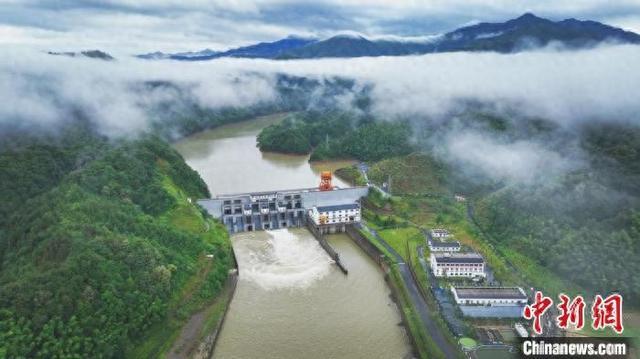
[309,203,361,226]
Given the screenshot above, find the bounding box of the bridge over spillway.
[198,186,369,233]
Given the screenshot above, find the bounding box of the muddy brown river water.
[174,114,410,359]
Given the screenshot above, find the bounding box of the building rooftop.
[453,287,527,300]
[433,253,484,264]
[316,203,359,212]
[431,229,450,234]
[459,305,524,318]
[428,239,460,248]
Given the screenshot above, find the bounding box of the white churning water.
[238,229,334,290]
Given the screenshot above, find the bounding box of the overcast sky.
[1,0,640,53]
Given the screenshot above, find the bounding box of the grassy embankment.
[351,187,454,356]
[334,166,368,187]
[356,223,446,358]
[389,265,445,359]
[128,167,232,358]
[364,200,462,347]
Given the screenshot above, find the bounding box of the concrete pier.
[306,219,348,275]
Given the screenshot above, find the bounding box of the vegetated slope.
[359,110,640,304]
[434,113,640,303]
[256,110,413,162]
[0,124,231,357]
[141,74,367,141]
[367,153,448,195]
[471,121,640,303]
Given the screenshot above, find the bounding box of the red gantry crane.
[319,171,333,191]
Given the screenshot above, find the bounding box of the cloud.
[2,43,640,135]
[216,44,639,128]
[445,132,578,183]
[1,43,639,182]
[1,1,640,52]
[0,48,281,136]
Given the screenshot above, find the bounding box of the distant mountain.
[137,13,640,60]
[431,13,640,53]
[277,34,432,59]
[213,36,317,59]
[137,48,219,60]
[137,36,316,61]
[281,13,640,58]
[277,34,434,59]
[48,50,115,60]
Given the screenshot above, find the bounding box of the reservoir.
[174,113,410,359]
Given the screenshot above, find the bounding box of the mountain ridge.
[137,13,640,60]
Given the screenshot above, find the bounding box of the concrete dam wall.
[198,186,369,233]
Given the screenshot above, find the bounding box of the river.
[174,113,410,359]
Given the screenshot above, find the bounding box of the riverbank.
[124,167,234,358]
[177,273,238,359]
[130,115,290,359]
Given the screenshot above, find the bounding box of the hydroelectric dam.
[175,115,411,359]
[198,175,369,234]
[198,173,369,275]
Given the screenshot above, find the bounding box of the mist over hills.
[138,13,640,60]
[2,14,640,355]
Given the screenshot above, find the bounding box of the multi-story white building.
[430,252,485,278]
[428,239,461,252]
[309,203,360,226]
[430,228,450,238]
[451,287,528,306]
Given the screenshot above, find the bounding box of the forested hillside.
[0,72,375,358]
[357,111,640,304]
[472,121,640,303]
[147,75,371,141]
[256,110,414,161]
[0,123,231,357]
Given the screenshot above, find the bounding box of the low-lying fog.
[1,44,639,184]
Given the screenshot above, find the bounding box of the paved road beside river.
[359,223,458,358]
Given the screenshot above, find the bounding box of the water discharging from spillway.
[174,114,410,359]
[214,229,409,359]
[238,229,333,291]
